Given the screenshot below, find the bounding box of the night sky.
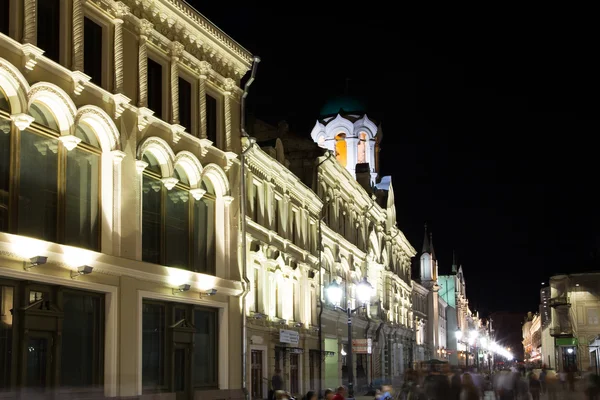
[191,3,600,316]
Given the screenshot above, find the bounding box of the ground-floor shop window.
[0,279,104,393]
[142,299,219,396]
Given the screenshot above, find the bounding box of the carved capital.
[161,177,179,190]
[135,160,149,174]
[223,195,235,205]
[114,1,130,18]
[169,41,185,59]
[111,150,126,165]
[223,78,236,93]
[10,114,35,131]
[137,19,154,38]
[198,61,212,77]
[189,188,206,201]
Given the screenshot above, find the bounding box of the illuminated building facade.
[0,0,252,398]
[246,103,415,395]
[544,273,600,372]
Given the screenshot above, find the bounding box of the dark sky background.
[191,3,600,316]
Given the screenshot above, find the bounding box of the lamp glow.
[455,330,463,340]
[326,280,343,306]
[356,277,373,305]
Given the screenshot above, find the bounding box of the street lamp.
[326,277,373,399]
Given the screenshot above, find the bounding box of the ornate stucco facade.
[0,0,252,398]
[246,109,416,396]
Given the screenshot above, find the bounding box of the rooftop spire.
[452,250,458,274]
[422,223,437,260]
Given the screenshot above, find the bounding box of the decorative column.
[136,19,153,108]
[72,0,84,71]
[223,78,236,152]
[23,0,36,44]
[169,41,184,125]
[111,150,126,256]
[197,61,211,139]
[113,2,129,93]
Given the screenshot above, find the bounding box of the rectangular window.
[293,282,299,322]
[193,196,215,274]
[275,282,281,319]
[147,58,163,119]
[142,175,161,264]
[0,0,9,36]
[588,308,599,325]
[37,0,60,62]
[61,291,104,387]
[0,285,14,390]
[206,94,217,145]
[273,198,279,234]
[83,17,103,86]
[178,77,192,132]
[253,268,259,313]
[142,302,165,390]
[193,308,218,387]
[18,130,58,243]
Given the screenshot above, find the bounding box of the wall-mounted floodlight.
[278,319,287,325]
[24,256,48,270]
[253,312,266,320]
[200,288,217,297]
[294,322,303,328]
[71,265,93,278]
[173,284,191,295]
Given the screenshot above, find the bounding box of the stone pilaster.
[23,0,36,44]
[169,41,184,125]
[113,2,129,93]
[197,61,211,139]
[136,19,153,108]
[72,0,84,71]
[223,78,236,152]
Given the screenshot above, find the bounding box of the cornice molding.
[120,0,251,79]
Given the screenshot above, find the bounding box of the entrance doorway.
[251,349,264,400]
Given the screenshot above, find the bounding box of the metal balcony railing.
[549,326,574,337]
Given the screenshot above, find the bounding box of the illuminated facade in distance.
[247,104,415,395]
[0,0,251,398]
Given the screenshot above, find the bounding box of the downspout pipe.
[317,151,332,398]
[240,56,260,400]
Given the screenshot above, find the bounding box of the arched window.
[0,100,102,249]
[357,132,368,164]
[141,155,215,274]
[0,88,9,112]
[335,133,347,167]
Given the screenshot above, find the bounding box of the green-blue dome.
[320,95,366,117]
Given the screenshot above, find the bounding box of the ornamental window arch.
[0,79,120,252]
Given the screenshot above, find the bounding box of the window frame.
[146,48,169,121]
[0,279,105,393]
[141,165,216,272]
[141,299,220,395]
[204,83,223,148]
[2,110,102,249]
[82,4,113,90]
[177,65,198,136]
